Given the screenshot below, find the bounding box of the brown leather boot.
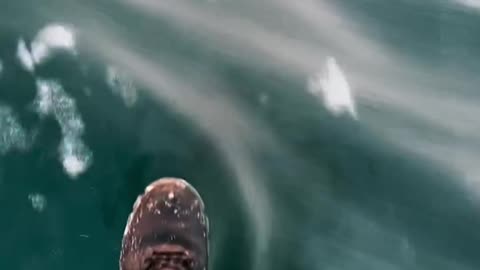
[120,178,209,270]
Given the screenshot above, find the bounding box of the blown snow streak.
[120,0,480,189]
[14,23,93,178]
[106,65,138,107]
[455,0,480,9]
[34,79,92,178]
[0,106,27,154]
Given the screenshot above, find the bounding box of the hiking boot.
[120,178,209,270]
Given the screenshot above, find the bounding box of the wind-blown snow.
[308,57,357,119]
[33,79,92,178]
[106,65,138,107]
[59,136,92,178]
[28,193,47,212]
[31,24,76,64]
[16,24,76,72]
[0,106,28,154]
[455,0,480,9]
[16,39,35,72]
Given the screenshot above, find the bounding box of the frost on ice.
[33,79,92,178]
[106,65,138,107]
[0,106,28,154]
[308,57,357,119]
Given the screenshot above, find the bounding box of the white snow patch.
[106,65,138,107]
[33,79,92,178]
[0,106,28,154]
[16,39,35,72]
[62,155,85,175]
[59,136,92,178]
[308,57,357,119]
[31,24,76,65]
[16,24,75,71]
[28,193,47,212]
